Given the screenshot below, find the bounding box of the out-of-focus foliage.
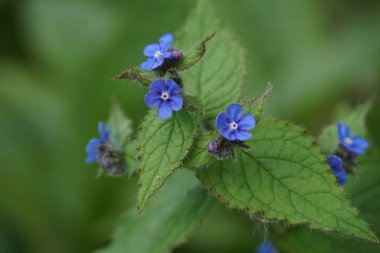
[0,0,379,253]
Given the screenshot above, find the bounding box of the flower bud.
[207,141,220,154]
[99,149,126,176]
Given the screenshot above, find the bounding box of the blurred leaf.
[276,149,380,252]
[197,118,377,242]
[176,31,216,71]
[319,99,373,154]
[95,170,214,253]
[108,101,133,148]
[177,0,247,120]
[137,108,201,212]
[125,141,139,178]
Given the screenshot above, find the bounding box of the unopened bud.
[208,141,220,154]
[98,145,126,177]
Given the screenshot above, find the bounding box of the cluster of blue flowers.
[139,33,185,119]
[85,122,126,176]
[141,34,256,145]
[85,33,257,170]
[327,122,368,186]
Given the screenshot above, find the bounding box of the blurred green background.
[1,0,379,252]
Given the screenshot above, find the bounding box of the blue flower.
[85,122,111,163]
[216,103,256,141]
[144,78,183,119]
[257,241,277,253]
[337,122,368,155]
[327,155,347,186]
[140,33,174,70]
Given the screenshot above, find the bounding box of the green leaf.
[176,31,216,71]
[241,84,273,123]
[95,170,214,253]
[319,99,373,154]
[125,141,139,178]
[108,101,133,148]
[183,130,218,170]
[114,67,157,86]
[137,108,201,212]
[197,118,377,242]
[276,149,380,252]
[176,0,247,120]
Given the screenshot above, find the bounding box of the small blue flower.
[216,103,256,141]
[140,33,174,70]
[337,122,368,155]
[144,78,183,119]
[257,241,277,253]
[327,155,347,186]
[85,122,111,163]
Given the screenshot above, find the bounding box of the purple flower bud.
[171,49,183,61]
[99,149,126,177]
[208,141,220,154]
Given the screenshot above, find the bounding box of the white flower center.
[229,122,238,130]
[161,91,170,101]
[343,137,353,146]
[154,50,163,59]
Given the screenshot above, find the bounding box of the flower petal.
[337,122,350,140]
[159,33,173,51]
[143,43,160,57]
[145,91,162,108]
[169,94,183,111]
[216,112,229,130]
[327,155,342,168]
[234,130,252,141]
[150,58,164,69]
[221,129,235,141]
[157,101,173,119]
[140,57,157,70]
[334,169,347,186]
[352,136,369,149]
[166,79,181,94]
[149,79,166,92]
[345,145,366,155]
[162,51,173,59]
[226,103,243,122]
[327,155,347,186]
[238,114,256,130]
[85,138,101,163]
[98,122,110,142]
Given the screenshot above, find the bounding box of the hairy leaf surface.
[137,109,201,212]
[176,0,246,120]
[197,118,377,241]
[276,149,380,252]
